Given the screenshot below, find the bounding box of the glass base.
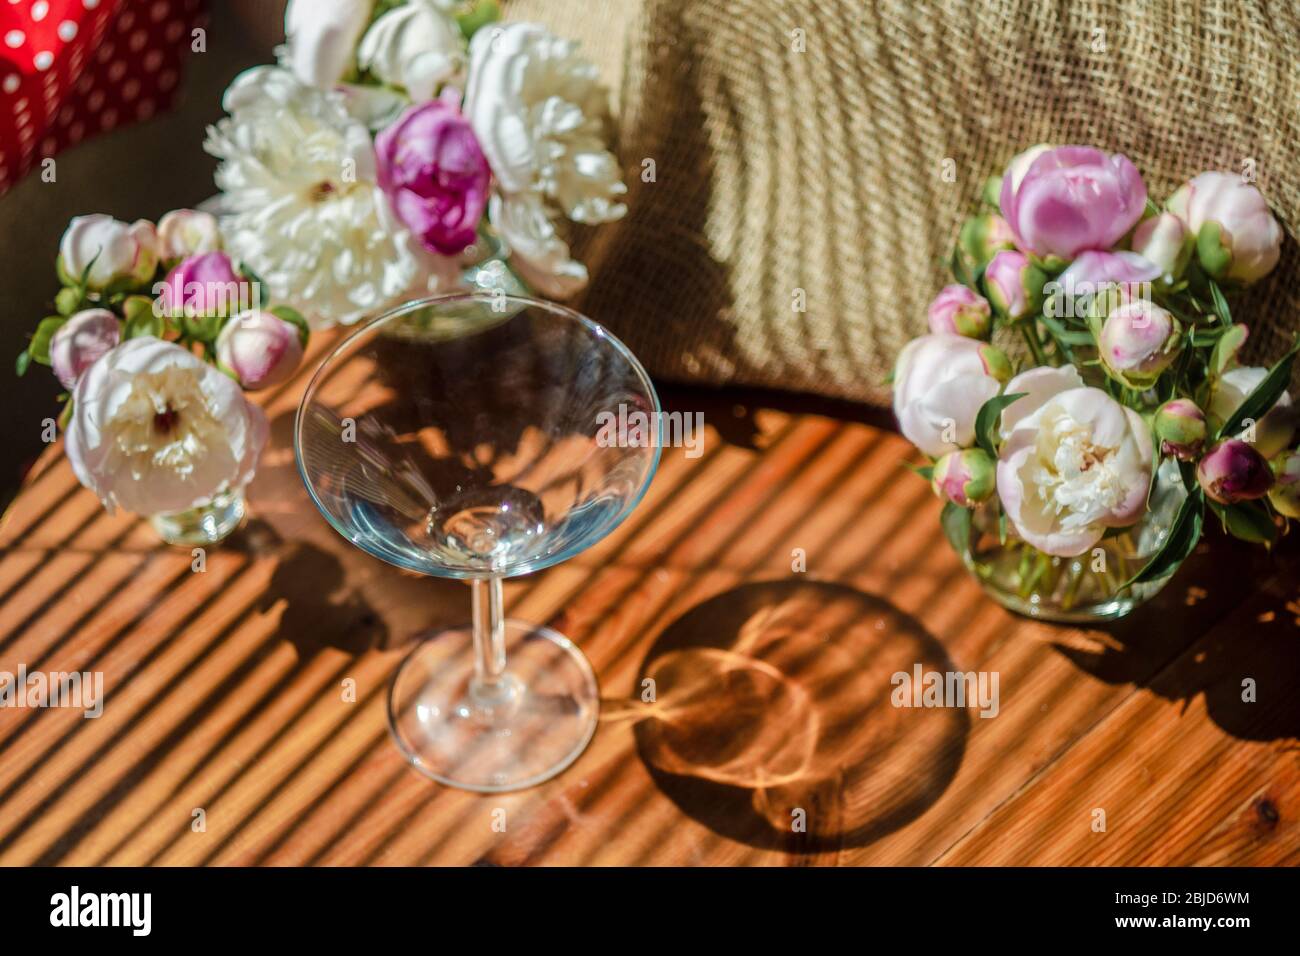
[148,488,246,547]
[387,620,599,792]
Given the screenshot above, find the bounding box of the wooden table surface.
[1,332,1297,867]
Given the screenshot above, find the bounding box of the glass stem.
[471,576,508,692]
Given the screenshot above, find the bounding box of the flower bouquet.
[15,210,309,545]
[894,146,1298,621]
[207,0,627,327]
[13,0,626,546]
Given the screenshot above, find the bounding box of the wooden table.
[1,333,1297,867]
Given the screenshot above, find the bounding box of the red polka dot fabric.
[0,0,206,196]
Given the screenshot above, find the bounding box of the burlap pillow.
[513,0,1300,406]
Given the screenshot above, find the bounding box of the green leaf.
[1211,499,1278,547]
[29,315,67,365]
[940,501,972,558]
[1207,279,1232,327]
[1124,489,1204,588]
[1208,323,1248,380]
[973,392,1026,456]
[270,305,311,349]
[905,461,934,481]
[1216,335,1300,441]
[15,349,31,377]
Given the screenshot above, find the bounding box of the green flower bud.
[931,448,996,507]
[1153,398,1207,460]
[1267,449,1300,519]
[977,343,1013,385]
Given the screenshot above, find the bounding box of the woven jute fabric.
[505,0,1300,405]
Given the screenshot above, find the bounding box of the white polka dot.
[76,74,93,93]
[58,104,73,125]
[69,120,84,142]
[31,1,49,22]
[87,89,104,110]
[129,28,147,52]
[84,0,101,8]
[158,69,177,91]
[40,137,56,157]
[143,49,162,71]
[15,111,30,129]
[122,78,140,100]
[165,21,183,42]
[18,126,33,141]
[117,11,135,32]
[137,98,155,119]
[33,50,53,71]
[107,60,126,82]
[57,21,78,41]
[4,30,24,48]
[151,1,168,21]
[3,74,19,94]
[96,43,114,63]
[101,108,117,129]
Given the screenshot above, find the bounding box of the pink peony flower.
[1167,171,1282,284]
[999,146,1147,260]
[375,99,490,256]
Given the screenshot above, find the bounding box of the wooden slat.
[0,329,1295,866]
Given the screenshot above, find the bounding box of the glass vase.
[962,460,1187,622]
[149,487,247,547]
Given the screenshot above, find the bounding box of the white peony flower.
[357,0,464,102]
[464,22,627,297]
[282,0,371,89]
[996,366,1153,556]
[205,66,433,327]
[65,337,267,516]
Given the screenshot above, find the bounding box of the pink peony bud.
[984,250,1046,321]
[1153,398,1207,461]
[375,100,490,256]
[1098,299,1180,388]
[49,308,121,390]
[157,209,222,260]
[59,214,159,291]
[1197,439,1274,504]
[157,252,252,319]
[1130,212,1191,280]
[931,447,996,507]
[1000,146,1147,260]
[215,310,304,390]
[1168,172,1282,284]
[927,284,992,339]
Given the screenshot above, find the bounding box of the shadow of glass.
[630,579,968,852]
